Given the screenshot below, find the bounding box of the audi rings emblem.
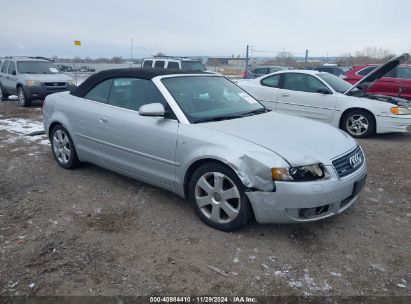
[349,152,362,168]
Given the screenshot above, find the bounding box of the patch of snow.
[274,270,286,277]
[330,271,342,277]
[397,279,407,288]
[289,280,303,288]
[288,269,332,293]
[0,118,49,145]
[0,118,43,134]
[232,248,242,264]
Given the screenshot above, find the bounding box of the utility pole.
[304,49,309,65]
[245,45,250,70]
[130,38,134,68]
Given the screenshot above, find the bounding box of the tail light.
[243,70,247,78]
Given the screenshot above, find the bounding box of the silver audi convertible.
[43,69,367,231]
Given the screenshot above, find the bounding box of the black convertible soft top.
[71,68,211,97]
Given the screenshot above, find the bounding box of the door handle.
[281,93,290,97]
[98,116,108,123]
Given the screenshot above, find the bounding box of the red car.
[342,64,411,100]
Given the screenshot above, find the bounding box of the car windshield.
[317,72,358,93]
[162,76,267,123]
[17,61,60,74]
[181,61,205,71]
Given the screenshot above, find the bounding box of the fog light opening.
[299,205,329,219]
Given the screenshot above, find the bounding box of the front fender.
[175,124,289,195]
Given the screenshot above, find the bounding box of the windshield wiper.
[239,108,270,117]
[195,115,245,123]
[195,108,269,123]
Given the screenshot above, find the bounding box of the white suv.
[142,57,206,71]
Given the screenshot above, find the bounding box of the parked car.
[43,68,366,231]
[78,66,96,72]
[238,54,411,138]
[312,65,350,76]
[243,66,290,79]
[56,64,74,72]
[141,57,206,71]
[342,63,411,100]
[0,57,76,106]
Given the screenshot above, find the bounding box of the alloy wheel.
[52,129,72,164]
[346,114,369,136]
[195,172,241,224]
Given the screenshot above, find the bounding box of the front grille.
[44,82,66,87]
[332,146,364,178]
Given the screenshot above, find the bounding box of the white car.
[238,54,411,138]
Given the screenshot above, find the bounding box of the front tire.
[188,163,251,231]
[341,110,375,138]
[0,85,9,101]
[17,86,31,107]
[50,125,79,169]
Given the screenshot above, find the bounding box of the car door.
[276,73,337,123]
[6,61,18,95]
[96,77,178,187]
[67,78,114,162]
[391,66,411,99]
[368,69,395,97]
[249,74,281,110]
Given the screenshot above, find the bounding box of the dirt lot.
[0,100,410,298]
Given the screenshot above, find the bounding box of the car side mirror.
[139,103,165,117]
[317,87,331,94]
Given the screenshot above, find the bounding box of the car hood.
[20,73,73,82]
[344,53,409,95]
[202,112,357,166]
[346,91,411,107]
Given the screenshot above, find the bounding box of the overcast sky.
[1,0,410,58]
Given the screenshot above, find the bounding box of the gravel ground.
[0,100,410,298]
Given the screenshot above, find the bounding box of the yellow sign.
[74,40,81,46]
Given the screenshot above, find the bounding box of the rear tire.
[188,163,251,231]
[17,86,31,107]
[50,125,79,169]
[341,109,375,138]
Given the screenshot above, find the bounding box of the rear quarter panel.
[43,92,80,143]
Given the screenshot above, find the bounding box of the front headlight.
[67,80,76,86]
[271,163,326,182]
[391,106,411,115]
[26,80,41,86]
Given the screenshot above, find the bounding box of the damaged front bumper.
[246,164,366,224]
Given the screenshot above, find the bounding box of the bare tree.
[338,47,394,66]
